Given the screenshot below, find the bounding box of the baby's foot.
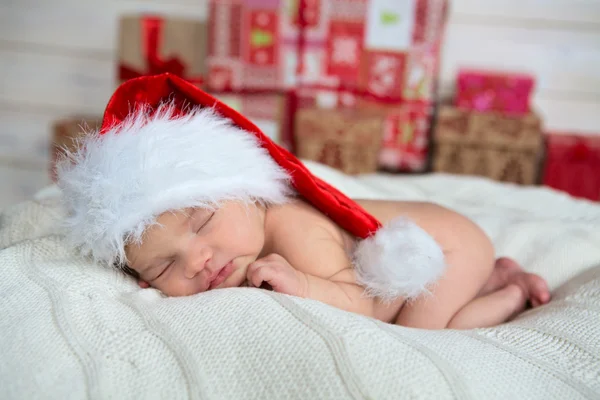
[495,257,551,308]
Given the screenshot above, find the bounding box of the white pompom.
[353,217,446,302]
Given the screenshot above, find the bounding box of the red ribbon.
[119,16,204,85]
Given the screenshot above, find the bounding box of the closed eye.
[153,261,173,281]
[196,212,215,234]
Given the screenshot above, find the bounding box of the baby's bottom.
[395,257,550,330]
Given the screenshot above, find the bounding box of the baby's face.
[125,201,266,296]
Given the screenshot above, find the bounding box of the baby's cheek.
[242,226,266,250]
[157,275,201,297]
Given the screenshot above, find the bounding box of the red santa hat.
[56,73,445,302]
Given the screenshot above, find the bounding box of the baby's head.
[123,201,268,296]
[56,88,292,296]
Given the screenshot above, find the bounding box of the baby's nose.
[183,247,212,279]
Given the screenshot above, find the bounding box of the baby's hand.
[246,254,306,297]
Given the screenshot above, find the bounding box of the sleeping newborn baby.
[57,73,550,330]
[126,198,550,329]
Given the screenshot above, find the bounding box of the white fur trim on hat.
[353,217,446,302]
[56,104,292,267]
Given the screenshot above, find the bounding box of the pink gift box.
[455,69,535,115]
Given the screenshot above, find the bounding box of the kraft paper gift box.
[432,105,545,185]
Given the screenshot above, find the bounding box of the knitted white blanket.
[2,162,600,400]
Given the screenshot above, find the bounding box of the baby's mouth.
[207,261,234,290]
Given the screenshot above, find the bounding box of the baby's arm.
[294,247,377,318]
[248,226,377,318]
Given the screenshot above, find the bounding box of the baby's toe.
[526,273,551,307]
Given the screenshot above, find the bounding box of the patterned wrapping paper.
[207,0,286,91]
[49,116,103,182]
[431,105,545,185]
[117,15,207,87]
[206,0,345,91]
[291,0,447,100]
[542,133,600,201]
[357,98,432,171]
[455,69,535,115]
[206,0,298,149]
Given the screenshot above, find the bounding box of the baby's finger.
[246,261,263,284]
[246,262,263,287]
[251,264,277,288]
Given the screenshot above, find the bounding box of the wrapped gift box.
[293,0,448,170]
[455,69,535,115]
[49,116,103,182]
[294,106,384,174]
[117,14,207,86]
[542,133,600,201]
[432,105,544,185]
[207,0,448,168]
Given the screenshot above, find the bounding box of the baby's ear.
[119,262,139,278]
[138,280,150,289]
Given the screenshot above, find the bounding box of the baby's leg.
[447,284,526,329]
[479,257,551,307]
[448,255,556,329]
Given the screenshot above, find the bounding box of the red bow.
[119,16,203,85]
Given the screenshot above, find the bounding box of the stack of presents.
[50,0,600,202]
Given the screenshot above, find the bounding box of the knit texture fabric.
[2,162,600,400]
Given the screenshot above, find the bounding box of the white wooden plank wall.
[1,0,599,208]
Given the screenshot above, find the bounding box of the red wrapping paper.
[542,133,600,201]
[455,69,534,115]
[207,0,286,91]
[376,103,431,171]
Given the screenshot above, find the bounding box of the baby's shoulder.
[265,199,355,272]
[268,198,344,239]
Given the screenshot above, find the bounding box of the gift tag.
[365,0,416,51]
